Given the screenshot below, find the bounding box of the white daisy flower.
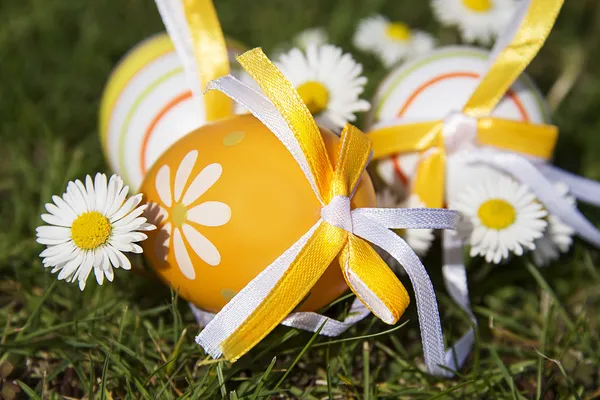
[431,0,517,44]
[36,174,155,290]
[353,15,436,68]
[276,44,371,131]
[293,27,328,49]
[451,177,548,264]
[150,150,231,280]
[376,190,434,265]
[533,182,576,267]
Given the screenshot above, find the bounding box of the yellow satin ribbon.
[183,0,232,121]
[220,49,410,362]
[368,0,563,209]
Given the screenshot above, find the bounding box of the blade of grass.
[274,321,326,390]
[250,357,277,400]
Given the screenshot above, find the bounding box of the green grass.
[2,0,600,398]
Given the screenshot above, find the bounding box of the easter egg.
[99,33,247,191]
[368,46,551,203]
[139,114,376,313]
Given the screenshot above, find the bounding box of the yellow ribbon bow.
[218,49,411,361]
[367,0,563,209]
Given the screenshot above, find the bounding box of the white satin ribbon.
[190,297,372,338]
[154,0,203,99]
[441,230,476,370]
[194,74,461,377]
[537,163,600,207]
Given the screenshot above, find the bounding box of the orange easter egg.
[140,114,376,313]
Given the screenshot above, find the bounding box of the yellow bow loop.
[183,0,233,121]
[237,49,333,203]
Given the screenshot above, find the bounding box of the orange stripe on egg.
[396,72,530,121]
[140,90,193,175]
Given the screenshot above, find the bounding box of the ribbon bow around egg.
[189,49,467,377]
[368,0,600,247]
[146,0,467,377]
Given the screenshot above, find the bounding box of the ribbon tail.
[353,207,457,230]
[351,212,451,377]
[537,163,600,207]
[191,298,371,337]
[441,230,476,371]
[469,151,600,247]
[280,298,371,336]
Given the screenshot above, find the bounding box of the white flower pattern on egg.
[151,150,231,279]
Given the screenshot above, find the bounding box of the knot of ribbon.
[194,48,462,377]
[321,196,353,232]
[442,111,478,155]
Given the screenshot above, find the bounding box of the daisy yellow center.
[71,211,112,250]
[478,199,516,230]
[172,203,188,228]
[462,0,492,12]
[385,22,412,41]
[296,81,329,115]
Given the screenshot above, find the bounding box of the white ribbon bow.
[194,74,464,377]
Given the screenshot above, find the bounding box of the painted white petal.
[155,165,173,207]
[173,228,196,279]
[174,150,198,203]
[187,202,231,227]
[182,224,221,267]
[182,163,222,206]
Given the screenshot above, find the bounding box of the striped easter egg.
[368,46,551,203]
[99,33,246,191]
